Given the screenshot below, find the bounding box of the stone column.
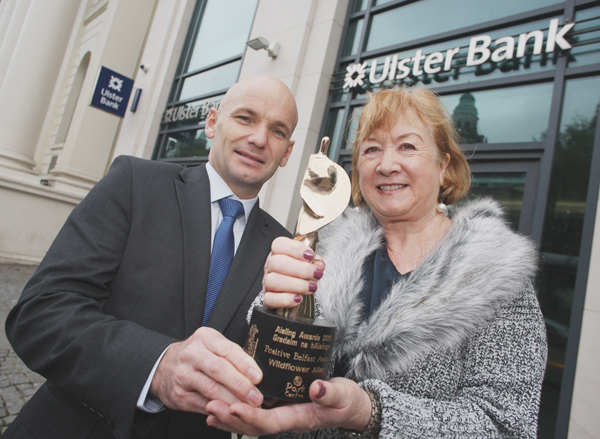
[0,0,79,172]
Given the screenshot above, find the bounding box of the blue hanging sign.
[90,66,134,117]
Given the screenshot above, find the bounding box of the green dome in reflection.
[453,93,478,118]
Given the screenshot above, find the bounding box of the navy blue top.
[332,245,410,378]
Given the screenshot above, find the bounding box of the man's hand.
[149,327,264,414]
[204,377,373,436]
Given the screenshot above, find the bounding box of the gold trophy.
[244,137,351,403]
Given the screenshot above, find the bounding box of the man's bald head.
[219,75,298,133]
[205,75,298,199]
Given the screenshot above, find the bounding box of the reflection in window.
[350,0,368,13]
[459,172,526,230]
[347,107,362,147]
[342,18,364,57]
[569,6,600,67]
[156,0,258,163]
[179,60,241,101]
[439,82,553,143]
[324,106,363,161]
[161,96,222,131]
[324,108,346,161]
[537,75,600,436]
[163,129,213,159]
[367,0,559,52]
[186,0,258,72]
[451,93,487,144]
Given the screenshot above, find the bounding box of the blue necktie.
[203,198,244,326]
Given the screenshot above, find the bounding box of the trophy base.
[244,306,336,403]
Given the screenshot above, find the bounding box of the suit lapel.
[175,164,212,337]
[207,203,271,333]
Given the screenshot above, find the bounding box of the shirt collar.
[206,162,257,221]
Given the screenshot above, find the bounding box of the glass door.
[455,159,540,235]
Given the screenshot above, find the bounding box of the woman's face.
[357,110,450,224]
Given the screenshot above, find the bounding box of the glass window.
[324,108,347,160]
[439,82,553,144]
[460,172,527,230]
[155,0,258,162]
[537,75,600,436]
[186,0,258,72]
[569,6,600,67]
[342,18,364,57]
[351,0,368,13]
[178,60,241,101]
[333,63,355,102]
[346,106,362,148]
[161,96,222,131]
[367,0,561,51]
[161,129,213,159]
[324,106,363,161]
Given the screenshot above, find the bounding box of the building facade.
[0,0,599,437]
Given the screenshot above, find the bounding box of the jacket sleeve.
[360,285,548,439]
[5,156,176,439]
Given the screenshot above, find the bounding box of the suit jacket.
[4,156,291,439]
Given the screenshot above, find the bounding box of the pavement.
[0,263,45,434]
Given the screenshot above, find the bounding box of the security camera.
[139,64,149,73]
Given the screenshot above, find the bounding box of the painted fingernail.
[314,267,324,279]
[309,282,318,293]
[317,382,326,399]
[303,250,315,261]
[294,294,303,303]
[249,389,263,406]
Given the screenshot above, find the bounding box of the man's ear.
[205,108,218,139]
[278,140,295,168]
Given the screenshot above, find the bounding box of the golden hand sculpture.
[279,137,351,321]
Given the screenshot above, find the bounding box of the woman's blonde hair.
[351,87,471,207]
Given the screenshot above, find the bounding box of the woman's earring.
[437,187,447,213]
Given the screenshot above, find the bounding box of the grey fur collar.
[316,198,538,381]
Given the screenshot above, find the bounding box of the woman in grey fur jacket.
[206,87,548,438]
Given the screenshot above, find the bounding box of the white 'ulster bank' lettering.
[467,18,575,66]
[346,19,575,89]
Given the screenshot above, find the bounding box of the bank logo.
[108,75,123,92]
[90,66,133,118]
[344,62,367,89]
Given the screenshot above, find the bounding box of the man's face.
[206,76,297,199]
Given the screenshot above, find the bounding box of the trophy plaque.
[244,137,351,403]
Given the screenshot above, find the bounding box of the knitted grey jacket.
[258,198,547,438]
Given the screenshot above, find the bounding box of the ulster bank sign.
[343,19,575,89]
[90,66,134,117]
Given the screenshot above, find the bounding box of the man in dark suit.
[4,75,300,438]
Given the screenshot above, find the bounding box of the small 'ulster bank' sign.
[90,66,134,118]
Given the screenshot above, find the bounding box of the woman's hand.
[205,377,373,436]
[262,237,326,309]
